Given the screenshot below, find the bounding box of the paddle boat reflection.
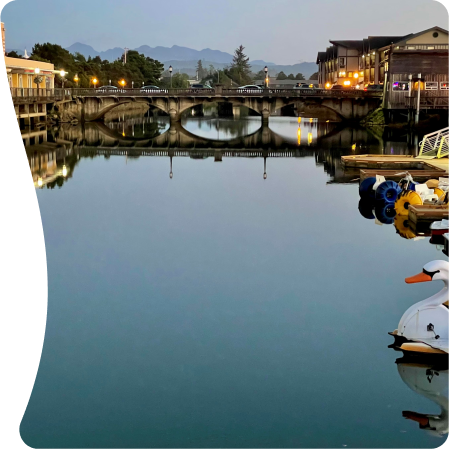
[397,359,448,437]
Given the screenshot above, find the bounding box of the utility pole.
[123,47,129,65]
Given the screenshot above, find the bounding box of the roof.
[382,26,448,49]
[316,51,327,64]
[329,40,364,51]
[362,36,407,52]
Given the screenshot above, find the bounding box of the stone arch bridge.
[57,87,382,124]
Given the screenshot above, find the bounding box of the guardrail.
[10,87,384,99]
[417,127,449,159]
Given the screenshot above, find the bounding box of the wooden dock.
[409,204,449,226]
[341,154,448,181]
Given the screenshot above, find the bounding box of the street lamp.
[74,74,79,87]
[60,70,66,90]
[264,66,268,88]
[120,79,127,89]
[132,81,134,89]
[34,67,41,91]
[92,78,98,89]
[169,66,173,88]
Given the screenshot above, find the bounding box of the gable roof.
[316,51,327,64]
[378,26,448,49]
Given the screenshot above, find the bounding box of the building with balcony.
[316,26,448,111]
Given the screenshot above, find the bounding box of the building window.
[433,31,439,38]
[407,46,416,50]
[441,82,449,90]
[425,82,438,90]
[339,57,345,68]
[393,81,409,91]
[428,46,435,50]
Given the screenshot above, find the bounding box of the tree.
[6,50,20,58]
[295,73,305,80]
[277,71,287,80]
[309,72,318,80]
[287,73,295,80]
[209,64,215,76]
[196,60,205,80]
[253,70,266,80]
[228,45,252,85]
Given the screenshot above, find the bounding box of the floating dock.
[341,154,448,181]
[409,205,449,226]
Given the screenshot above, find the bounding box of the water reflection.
[397,359,448,437]
[23,115,420,190]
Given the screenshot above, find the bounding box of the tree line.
[7,43,318,87]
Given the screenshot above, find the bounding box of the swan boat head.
[406,260,449,287]
[394,260,449,355]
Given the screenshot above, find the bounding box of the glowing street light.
[264,66,268,88]
[120,79,126,88]
[74,74,79,87]
[92,78,98,89]
[60,69,66,90]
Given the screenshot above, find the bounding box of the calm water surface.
[21,115,447,448]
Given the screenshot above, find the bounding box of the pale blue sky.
[1,0,448,64]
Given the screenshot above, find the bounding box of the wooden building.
[316,26,448,112]
[382,26,449,110]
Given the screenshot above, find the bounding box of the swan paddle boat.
[397,359,448,437]
[390,260,448,356]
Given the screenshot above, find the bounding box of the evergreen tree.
[295,73,305,80]
[309,72,318,80]
[287,73,295,80]
[196,60,205,80]
[277,71,287,80]
[229,45,252,85]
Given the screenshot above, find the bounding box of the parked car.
[97,85,118,93]
[294,83,310,89]
[330,84,345,90]
[365,84,384,92]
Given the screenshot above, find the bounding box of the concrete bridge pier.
[261,109,270,126]
[169,109,181,124]
[232,106,241,118]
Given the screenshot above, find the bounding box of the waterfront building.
[316,26,448,100]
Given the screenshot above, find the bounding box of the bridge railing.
[10,87,384,99]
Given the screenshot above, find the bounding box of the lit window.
[407,46,416,50]
[441,82,449,90]
[425,82,438,90]
[392,81,409,91]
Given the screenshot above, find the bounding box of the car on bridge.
[190,84,213,89]
[237,85,263,92]
[98,85,119,93]
[141,85,166,93]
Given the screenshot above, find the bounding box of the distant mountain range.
[7,42,317,78]
[65,43,317,77]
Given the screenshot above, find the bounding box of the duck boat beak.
[405,272,433,284]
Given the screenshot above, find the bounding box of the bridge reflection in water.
[25,117,415,189]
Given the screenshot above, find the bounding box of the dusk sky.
[1,0,448,64]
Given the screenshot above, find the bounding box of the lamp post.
[74,74,79,88]
[60,70,66,90]
[120,79,127,90]
[132,81,134,89]
[264,66,268,89]
[169,66,173,88]
[34,67,41,91]
[92,78,98,90]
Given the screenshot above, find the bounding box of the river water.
[21,111,447,448]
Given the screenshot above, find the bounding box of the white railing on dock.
[417,127,449,159]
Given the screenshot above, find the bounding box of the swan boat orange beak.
[405,272,433,284]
